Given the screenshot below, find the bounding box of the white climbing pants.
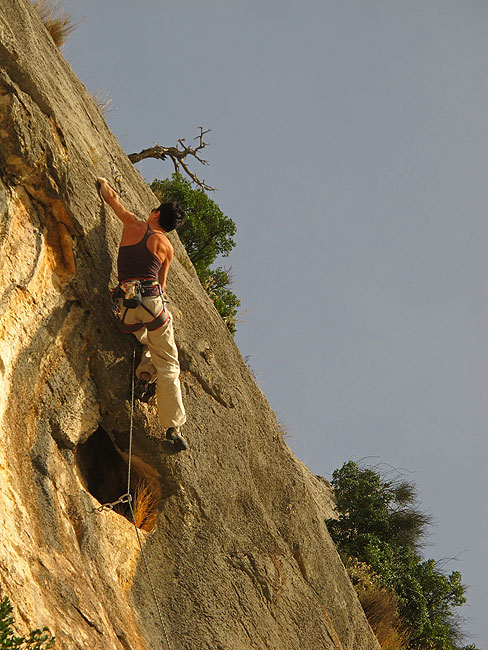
[119,295,186,429]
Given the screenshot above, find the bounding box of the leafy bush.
[0,597,54,649]
[200,267,241,334]
[151,174,240,333]
[327,461,479,650]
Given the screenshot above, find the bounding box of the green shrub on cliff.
[327,461,479,650]
[0,597,54,649]
[150,174,240,333]
[199,267,241,334]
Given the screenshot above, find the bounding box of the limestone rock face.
[0,2,380,649]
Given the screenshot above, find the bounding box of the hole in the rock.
[76,426,160,531]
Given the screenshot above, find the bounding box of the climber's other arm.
[97,177,137,225]
[158,246,173,292]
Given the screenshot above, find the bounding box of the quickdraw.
[110,157,126,198]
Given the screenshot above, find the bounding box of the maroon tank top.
[117,225,162,282]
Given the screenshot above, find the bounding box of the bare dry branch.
[127,126,215,191]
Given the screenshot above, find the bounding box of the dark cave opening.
[77,426,128,506]
[76,426,160,530]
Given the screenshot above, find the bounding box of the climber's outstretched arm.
[97,177,137,225]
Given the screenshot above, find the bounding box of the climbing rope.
[127,495,172,650]
[95,349,172,650]
[126,347,135,495]
[93,348,134,515]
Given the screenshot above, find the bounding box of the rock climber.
[97,177,188,451]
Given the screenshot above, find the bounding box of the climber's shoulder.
[119,220,147,246]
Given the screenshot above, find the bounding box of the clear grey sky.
[61,1,488,644]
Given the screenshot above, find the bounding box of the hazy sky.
[60,1,488,644]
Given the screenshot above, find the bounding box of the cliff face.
[0,2,380,649]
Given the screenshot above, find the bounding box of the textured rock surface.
[0,2,380,649]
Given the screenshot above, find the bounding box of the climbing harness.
[94,349,172,650]
[111,280,170,334]
[116,279,160,309]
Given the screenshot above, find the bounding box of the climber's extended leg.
[145,311,186,430]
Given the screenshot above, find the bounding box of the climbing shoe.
[166,427,188,451]
[134,377,156,403]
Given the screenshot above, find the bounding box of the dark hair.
[156,201,185,232]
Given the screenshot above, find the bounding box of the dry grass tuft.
[360,587,410,649]
[32,0,77,47]
[133,480,160,532]
[92,89,113,116]
[347,559,410,650]
[276,415,291,440]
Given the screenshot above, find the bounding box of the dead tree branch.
[128,127,215,191]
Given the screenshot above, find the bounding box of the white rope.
[96,348,172,650]
[127,498,172,650]
[127,347,135,495]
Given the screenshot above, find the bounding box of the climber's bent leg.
[133,328,157,381]
[116,302,157,402]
